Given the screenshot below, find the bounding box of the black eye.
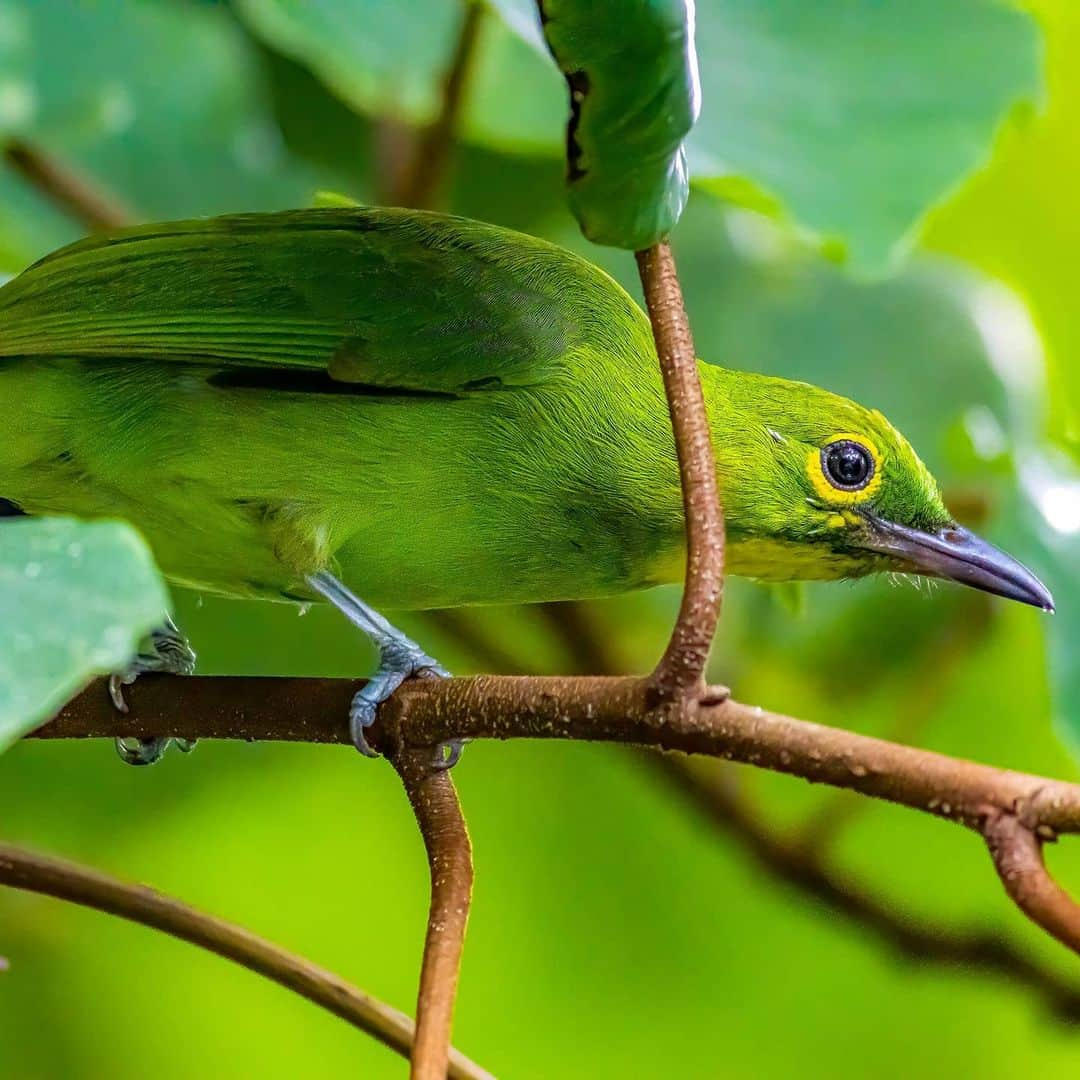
[822,439,874,491]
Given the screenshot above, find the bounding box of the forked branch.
[37,671,1080,960]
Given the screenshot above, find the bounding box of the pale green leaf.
[0,518,168,752]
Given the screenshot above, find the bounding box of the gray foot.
[109,618,196,766]
[307,572,462,767]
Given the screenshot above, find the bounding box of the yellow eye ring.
[807,433,883,505]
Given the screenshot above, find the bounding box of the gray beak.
[860,517,1054,612]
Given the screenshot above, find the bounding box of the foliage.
[236,0,1041,268]
[538,0,697,248]
[0,518,166,751]
[1,1,1078,1078]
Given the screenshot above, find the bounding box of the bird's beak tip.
[859,516,1055,613]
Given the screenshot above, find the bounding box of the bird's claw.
[108,671,136,713]
[349,645,460,764]
[109,622,196,766]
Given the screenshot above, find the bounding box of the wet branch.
[35,671,1080,959]
[0,843,491,1080]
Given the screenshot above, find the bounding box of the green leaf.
[687,0,1042,271]
[0,518,168,752]
[538,0,698,248]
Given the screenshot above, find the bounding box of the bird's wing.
[0,207,651,393]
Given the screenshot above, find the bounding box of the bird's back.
[0,208,683,608]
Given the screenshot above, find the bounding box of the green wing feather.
[0,207,651,393]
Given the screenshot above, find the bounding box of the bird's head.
[706,367,1053,611]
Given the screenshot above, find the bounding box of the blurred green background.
[3,0,1080,1076]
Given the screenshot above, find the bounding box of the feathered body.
[0,208,965,610]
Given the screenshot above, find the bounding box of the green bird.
[0,207,1052,763]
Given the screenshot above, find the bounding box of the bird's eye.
[821,439,874,492]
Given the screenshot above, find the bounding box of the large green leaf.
[233,0,463,125]
[686,0,1042,270]
[0,518,168,752]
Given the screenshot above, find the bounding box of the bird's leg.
[109,615,197,766]
[306,571,461,767]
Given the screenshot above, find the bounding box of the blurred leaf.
[925,0,1080,439]
[686,0,1042,270]
[0,517,167,752]
[0,0,323,270]
[238,0,566,157]
[460,12,565,154]
[919,2,1080,754]
[0,170,74,275]
[233,0,464,125]
[999,462,1080,752]
[257,45,375,199]
[539,0,698,248]
[245,0,1041,268]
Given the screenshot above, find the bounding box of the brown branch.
[650,757,1080,1021]
[985,814,1080,957]
[635,243,725,699]
[0,842,491,1080]
[35,674,1080,834]
[797,595,993,854]
[391,748,474,1079]
[36,672,1080,958]
[3,139,136,231]
[395,0,484,209]
[461,596,1080,1019]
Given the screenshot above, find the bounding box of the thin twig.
[395,1,484,209]
[0,843,491,1080]
[391,749,474,1080]
[3,139,135,231]
[649,757,1080,1021]
[635,243,725,699]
